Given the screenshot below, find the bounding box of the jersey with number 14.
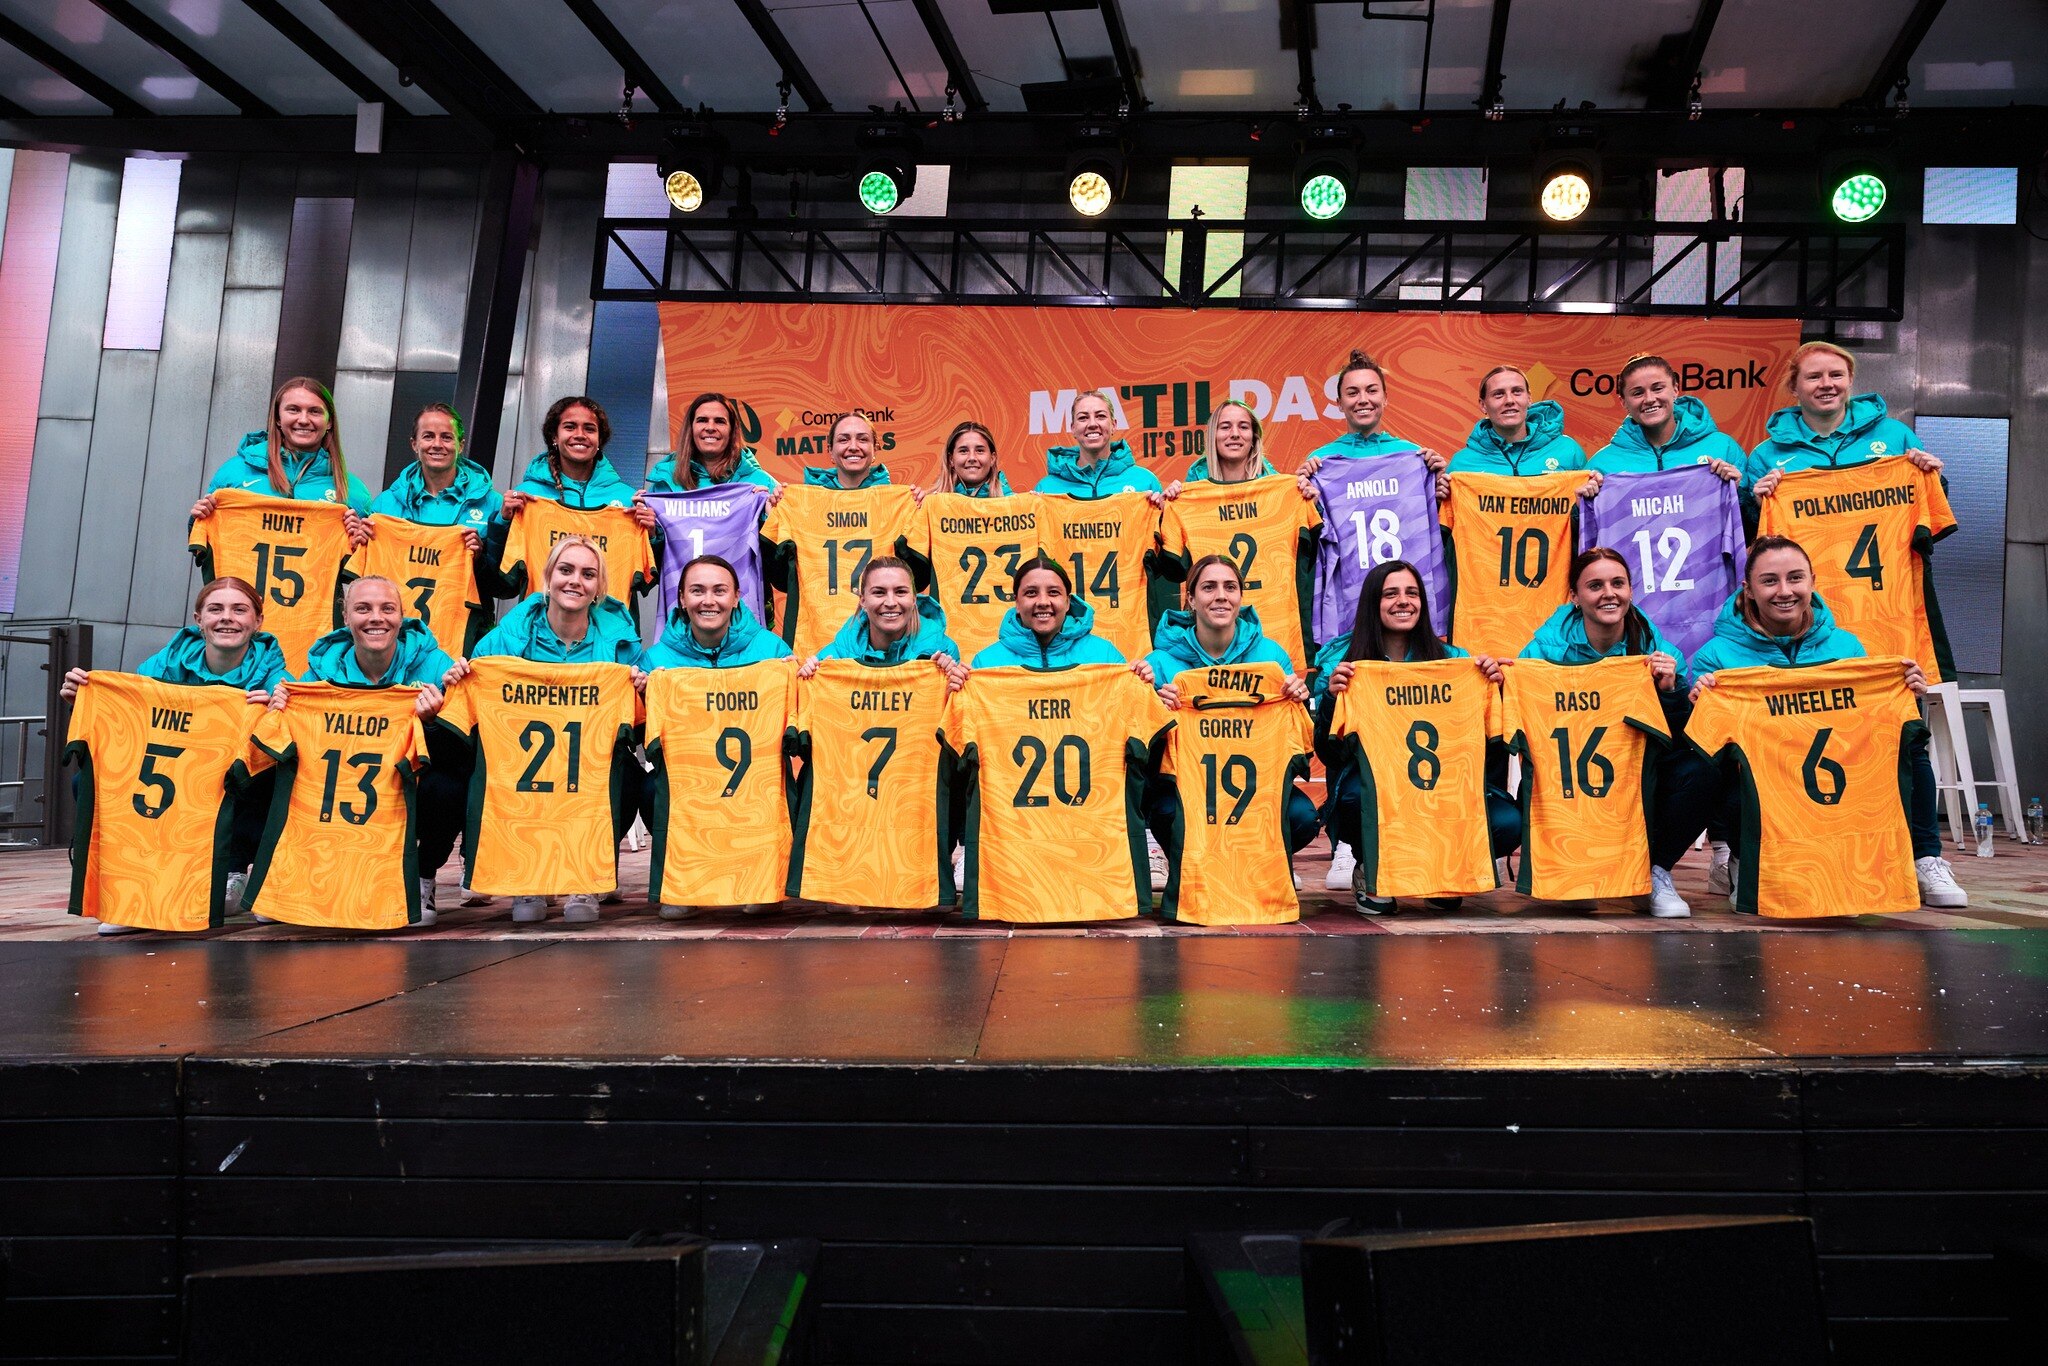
[644,660,796,908]
[1035,491,1160,659]
[1441,471,1580,659]
[348,516,484,658]
[188,488,352,674]
[1311,452,1448,648]
[921,492,1043,660]
[1162,475,1321,669]
[762,485,922,659]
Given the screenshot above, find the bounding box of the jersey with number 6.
[1501,656,1669,900]
[921,492,1043,660]
[348,516,485,657]
[788,658,954,908]
[644,660,797,908]
[188,488,352,674]
[952,664,1168,923]
[1441,471,1581,659]
[1756,460,1957,680]
[1687,658,1922,917]
[437,659,640,895]
[244,683,426,929]
[1160,662,1313,925]
[763,485,922,659]
[1331,659,1501,899]
[1035,491,1161,659]
[64,674,259,932]
[1161,474,1322,670]
[498,498,657,605]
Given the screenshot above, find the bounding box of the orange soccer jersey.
[1501,655,1669,901]
[348,516,485,658]
[952,664,1169,923]
[1441,471,1581,658]
[1160,662,1313,925]
[1161,474,1322,669]
[1756,460,1958,680]
[64,673,259,932]
[438,658,640,896]
[1035,491,1161,659]
[762,484,923,659]
[498,498,656,604]
[921,492,1044,660]
[244,683,427,929]
[788,658,954,908]
[644,660,798,908]
[188,488,352,674]
[1331,658,1503,899]
[1688,658,1923,918]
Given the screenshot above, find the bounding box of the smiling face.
[1572,556,1634,630]
[1070,394,1114,456]
[276,386,331,452]
[1376,568,1425,636]
[1015,567,1070,638]
[858,565,917,640]
[345,578,403,655]
[830,415,876,477]
[1189,560,1242,631]
[948,428,997,487]
[691,401,734,460]
[1745,547,1815,634]
[195,584,261,651]
[1338,368,1385,434]
[552,404,603,469]
[1211,404,1258,472]
[547,543,604,614]
[1792,351,1852,422]
[681,562,737,637]
[1621,363,1678,433]
[412,410,460,475]
[1479,370,1529,433]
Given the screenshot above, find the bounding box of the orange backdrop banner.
[660,303,1801,489]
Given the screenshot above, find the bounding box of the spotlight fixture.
[1294,124,1358,220]
[1532,145,1600,222]
[1817,142,1898,224]
[1065,122,1127,217]
[855,123,919,214]
[657,128,724,213]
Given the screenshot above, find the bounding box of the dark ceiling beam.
[909,0,986,114]
[1096,0,1145,109]
[1283,0,1317,112]
[240,0,402,109]
[87,0,276,115]
[730,0,830,112]
[1477,0,1512,110]
[1860,0,1947,106]
[0,93,30,120]
[321,0,540,134]
[1651,0,1724,110]
[562,0,682,112]
[0,13,149,117]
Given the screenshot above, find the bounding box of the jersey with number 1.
[437,659,640,895]
[1756,460,1957,680]
[921,492,1043,660]
[1440,471,1580,659]
[647,484,770,627]
[244,683,426,929]
[762,485,922,659]
[644,660,796,908]
[1580,466,1744,663]
[499,498,657,604]
[1311,452,1449,648]
[1501,656,1669,900]
[188,488,352,674]
[64,673,258,932]
[1035,491,1160,659]
[349,516,485,658]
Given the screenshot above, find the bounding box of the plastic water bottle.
[1975,803,1996,858]
[2028,797,2045,845]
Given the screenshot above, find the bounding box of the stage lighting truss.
[657,129,724,213]
[1819,154,1895,224]
[1065,123,1128,217]
[1294,124,1358,221]
[855,124,920,215]
[1533,146,1600,222]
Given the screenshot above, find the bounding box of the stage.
[6,843,2048,1364]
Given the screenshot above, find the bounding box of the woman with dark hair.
[646,393,777,493]
[492,396,658,567]
[191,376,373,539]
[968,556,1145,671]
[370,403,501,538]
[1298,350,1448,488]
[1590,355,1744,480]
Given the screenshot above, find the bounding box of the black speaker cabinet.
[1301,1215,1828,1366]
[182,1242,708,1365]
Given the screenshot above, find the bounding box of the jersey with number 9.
[644,659,797,907]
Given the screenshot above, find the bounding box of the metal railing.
[0,621,92,848]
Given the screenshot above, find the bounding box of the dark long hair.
[1344,561,1449,663]
[677,393,744,489]
[541,395,611,497]
[1568,547,1655,654]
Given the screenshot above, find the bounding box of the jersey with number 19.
[188,488,352,674]
[1440,471,1580,659]
[762,485,923,659]
[1035,491,1160,659]
[920,492,1043,660]
[644,659,797,907]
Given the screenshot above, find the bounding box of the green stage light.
[858,170,904,214]
[1300,172,1348,220]
[1830,172,1887,223]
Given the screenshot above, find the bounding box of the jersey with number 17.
[1310,451,1449,647]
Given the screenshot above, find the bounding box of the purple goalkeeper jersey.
[1579,464,1745,663]
[647,484,769,626]
[1310,451,1449,646]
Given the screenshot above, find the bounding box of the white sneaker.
[1705,842,1733,898]
[509,896,547,924]
[1916,855,1968,908]
[459,885,491,906]
[95,920,145,937]
[419,879,438,912]
[224,871,248,914]
[1648,866,1691,918]
[1145,832,1170,889]
[1292,869,1303,891]
[951,845,966,897]
[1351,860,1393,915]
[658,904,703,921]
[562,894,601,923]
[1494,854,1516,887]
[1325,842,1356,890]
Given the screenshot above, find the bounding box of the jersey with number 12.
[1579,465,1745,663]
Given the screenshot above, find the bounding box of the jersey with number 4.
[644,660,796,908]
[1311,452,1449,649]
[1501,656,1669,900]
[349,516,485,658]
[1162,474,1322,669]
[189,488,351,674]
[1579,465,1744,663]
[1160,662,1313,925]
[952,664,1168,923]
[762,485,922,659]
[437,659,640,895]
[499,498,657,605]
[1688,658,1922,917]
[921,493,1044,660]
[1756,460,1957,680]
[244,683,426,929]
[1035,491,1160,659]
[1441,471,1580,659]
[1331,659,1501,899]
[64,674,258,932]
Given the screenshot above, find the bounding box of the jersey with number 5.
[437,658,640,895]
[1440,471,1581,659]
[921,492,1044,660]
[189,488,352,675]
[1035,491,1161,659]
[1756,460,1957,681]
[1687,657,1922,917]
[644,659,796,907]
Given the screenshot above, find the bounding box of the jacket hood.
[1184,455,1278,483]
[1697,587,1859,669]
[381,457,497,516]
[990,595,1103,666]
[1044,439,1137,484]
[1309,429,1416,460]
[951,471,1013,497]
[144,625,289,689]
[1524,601,1687,672]
[801,463,892,488]
[1149,604,1272,668]
[474,592,642,663]
[644,599,787,668]
[1466,399,1566,456]
[225,431,341,484]
[513,452,639,506]
[1607,395,1724,457]
[1762,393,1893,454]
[824,592,955,664]
[303,618,452,686]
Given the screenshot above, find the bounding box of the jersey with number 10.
[349,516,484,658]
[437,659,640,895]
[1311,452,1449,648]
[644,660,796,908]
[1441,471,1580,659]
[1580,465,1745,663]
[64,674,257,932]
[762,485,922,659]
[1687,658,1922,918]
[1035,491,1160,659]
[921,492,1043,660]
[188,488,352,674]
[1162,474,1321,669]
[1501,656,1669,900]
[245,683,426,929]
[499,498,657,605]
[1756,460,1957,680]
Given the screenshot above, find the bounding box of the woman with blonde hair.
[1033,388,1163,498]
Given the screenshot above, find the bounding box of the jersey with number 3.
[1161,474,1322,669]
[1441,471,1580,659]
[921,492,1043,660]
[644,660,796,907]
[437,659,640,895]
[189,488,352,674]
[1501,656,1669,900]
[763,485,922,659]
[244,683,426,929]
[1035,491,1160,659]
[1756,460,1957,680]
[348,516,484,657]
[1687,658,1922,917]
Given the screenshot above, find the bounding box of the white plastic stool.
[1925,683,2025,845]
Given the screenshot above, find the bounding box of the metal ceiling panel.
[1698,0,1921,108]
[0,39,99,114]
[1911,0,2048,106]
[590,0,786,112]
[431,0,656,113]
[0,0,236,113]
[1116,0,1292,110]
[1315,0,1493,113]
[270,0,442,114]
[765,0,949,111]
[1500,0,1696,110]
[123,0,358,114]
[929,0,1068,112]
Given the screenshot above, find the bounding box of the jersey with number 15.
[189,488,352,674]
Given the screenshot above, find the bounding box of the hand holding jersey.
[188,489,354,674]
[643,660,797,910]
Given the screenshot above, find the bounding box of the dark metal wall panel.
[34,155,121,421]
[331,369,395,493]
[396,163,481,373]
[334,162,417,375]
[584,299,659,485]
[270,196,355,392]
[1914,225,2017,418]
[2009,230,2048,546]
[69,350,162,625]
[9,417,91,623]
[200,287,284,482]
[510,165,604,469]
[222,159,295,290]
[381,370,458,489]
